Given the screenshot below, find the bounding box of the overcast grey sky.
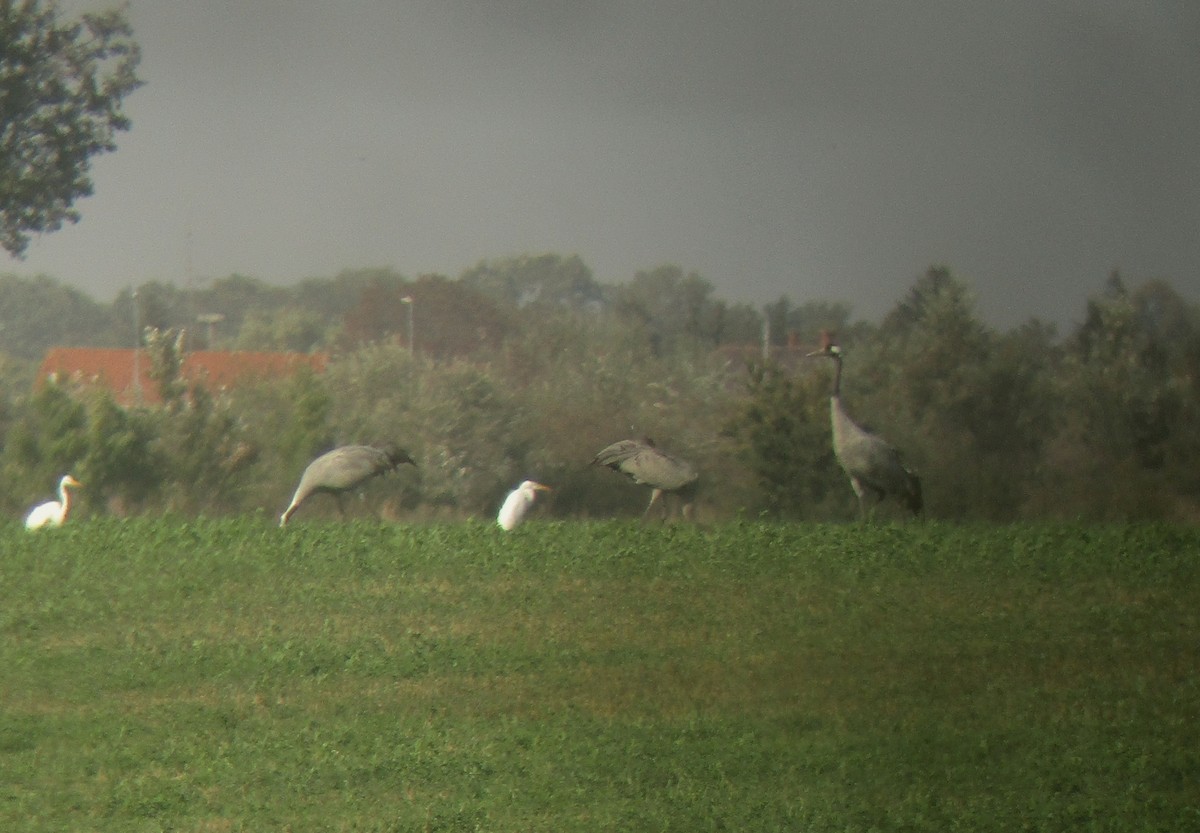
[8,0,1200,328]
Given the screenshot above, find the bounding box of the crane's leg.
[849,478,869,522]
[642,488,663,519]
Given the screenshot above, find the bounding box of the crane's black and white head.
[804,329,842,360]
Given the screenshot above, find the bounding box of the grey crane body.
[591,438,698,519]
[280,443,415,526]
[809,340,921,519]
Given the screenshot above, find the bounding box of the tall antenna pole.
[400,296,414,357]
[184,220,195,352]
[131,288,142,404]
[761,306,771,362]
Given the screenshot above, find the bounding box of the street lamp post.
[761,305,771,362]
[400,296,414,357]
[131,288,142,403]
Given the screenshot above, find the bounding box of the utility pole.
[400,296,414,357]
[131,288,142,403]
[761,306,771,362]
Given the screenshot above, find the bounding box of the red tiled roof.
[36,347,328,405]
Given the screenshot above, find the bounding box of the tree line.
[5,3,1198,523]
[1,258,1198,524]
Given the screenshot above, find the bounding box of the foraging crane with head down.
[807,332,922,519]
[591,437,698,520]
[280,443,415,526]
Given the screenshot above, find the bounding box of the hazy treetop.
[9,1,1200,329]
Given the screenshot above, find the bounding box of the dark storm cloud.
[11,1,1200,328]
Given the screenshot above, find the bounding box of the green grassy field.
[1,519,1197,832]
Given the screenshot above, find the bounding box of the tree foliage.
[234,307,330,352]
[764,296,856,348]
[0,0,142,256]
[615,265,728,354]
[725,361,839,518]
[2,256,1200,522]
[460,253,604,310]
[0,273,113,358]
[79,388,159,513]
[1033,273,1200,519]
[0,379,86,513]
[340,273,513,360]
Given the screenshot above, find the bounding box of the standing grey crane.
[279,443,415,526]
[807,333,922,519]
[591,437,698,519]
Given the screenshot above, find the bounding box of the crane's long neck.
[59,482,74,516]
[828,354,862,451]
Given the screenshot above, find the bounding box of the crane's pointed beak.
[533,483,551,491]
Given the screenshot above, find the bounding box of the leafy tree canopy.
[615,265,725,353]
[460,253,603,310]
[0,272,112,358]
[0,0,141,257]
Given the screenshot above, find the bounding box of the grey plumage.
[280,443,415,526]
[591,437,698,519]
[808,336,922,519]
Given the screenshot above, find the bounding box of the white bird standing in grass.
[497,480,551,530]
[25,474,84,530]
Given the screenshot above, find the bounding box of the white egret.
[497,480,551,530]
[25,474,84,530]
